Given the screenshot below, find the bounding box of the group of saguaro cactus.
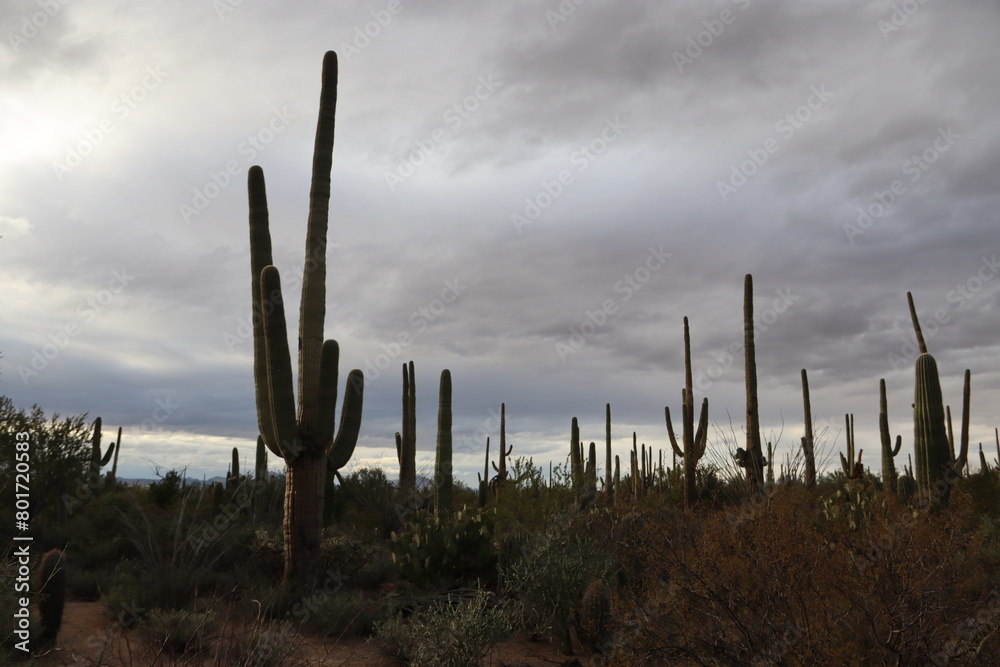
[839,414,863,479]
[474,403,515,508]
[665,316,709,509]
[569,417,598,506]
[247,51,363,590]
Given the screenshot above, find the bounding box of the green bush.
[389,506,497,589]
[503,512,616,649]
[374,590,512,666]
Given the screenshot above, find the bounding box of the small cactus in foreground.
[576,579,613,654]
[36,549,66,647]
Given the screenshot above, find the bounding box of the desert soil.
[28,598,587,666]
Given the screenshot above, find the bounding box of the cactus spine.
[248,51,364,590]
[800,369,816,488]
[879,379,902,491]
[395,361,416,492]
[37,548,66,647]
[666,316,709,509]
[434,369,452,516]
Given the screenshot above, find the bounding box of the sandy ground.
[26,599,585,666]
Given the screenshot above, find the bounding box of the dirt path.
[31,599,581,666]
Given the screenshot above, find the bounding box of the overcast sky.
[2,0,998,487]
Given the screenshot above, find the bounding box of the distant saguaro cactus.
[665,316,709,510]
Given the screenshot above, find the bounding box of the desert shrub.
[389,506,497,589]
[352,544,397,590]
[139,607,218,655]
[148,469,184,508]
[319,533,383,586]
[213,616,304,667]
[503,510,616,650]
[374,590,512,666]
[340,466,403,536]
[612,486,1000,665]
[303,590,381,638]
[112,488,238,610]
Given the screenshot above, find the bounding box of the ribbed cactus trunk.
[800,369,816,489]
[570,417,582,493]
[434,370,453,516]
[396,361,416,492]
[605,404,612,497]
[248,52,363,592]
[907,292,955,501]
[743,275,766,492]
[879,379,902,491]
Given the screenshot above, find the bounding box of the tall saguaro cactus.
[907,292,961,501]
[395,361,416,492]
[604,404,612,498]
[740,274,766,491]
[665,317,709,509]
[248,51,364,591]
[434,369,453,516]
[800,369,816,489]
